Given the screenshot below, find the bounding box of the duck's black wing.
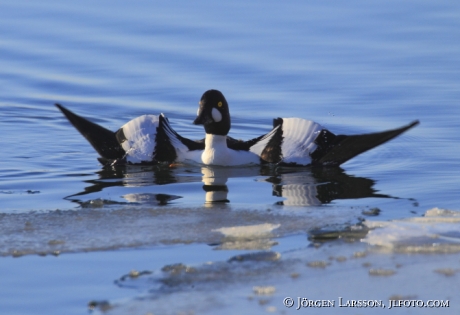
[226,118,284,163]
[56,104,125,163]
[227,117,419,167]
[311,120,420,166]
[56,104,204,165]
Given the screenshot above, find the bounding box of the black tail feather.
[312,120,420,166]
[55,104,125,160]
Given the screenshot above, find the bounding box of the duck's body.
[56,90,419,167]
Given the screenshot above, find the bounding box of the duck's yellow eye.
[218,101,222,107]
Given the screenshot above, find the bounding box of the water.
[1,0,460,314]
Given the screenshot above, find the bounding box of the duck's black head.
[193,89,231,136]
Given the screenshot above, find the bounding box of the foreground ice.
[94,235,459,315]
[363,207,460,253]
[0,204,360,257]
[84,207,460,315]
[3,204,459,314]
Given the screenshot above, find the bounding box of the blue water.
[1,0,460,314]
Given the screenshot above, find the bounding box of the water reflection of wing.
[312,168,390,203]
[122,193,181,205]
[69,165,198,197]
[266,167,392,206]
[64,165,201,206]
[64,163,395,208]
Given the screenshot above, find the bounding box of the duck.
[56,89,419,167]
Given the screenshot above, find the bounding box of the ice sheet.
[92,233,460,315]
[0,205,360,257]
[363,208,460,253]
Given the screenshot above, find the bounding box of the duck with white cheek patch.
[193,90,261,166]
[56,89,419,167]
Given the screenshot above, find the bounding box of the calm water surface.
[1,0,460,314]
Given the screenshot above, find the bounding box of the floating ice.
[213,223,280,239]
[213,223,281,250]
[363,207,460,253]
[0,205,358,257]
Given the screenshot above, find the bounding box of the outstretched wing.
[115,114,161,164]
[311,120,420,166]
[234,117,324,165]
[116,114,204,164]
[274,118,324,165]
[224,118,284,163]
[56,104,204,165]
[232,117,419,167]
[55,104,125,163]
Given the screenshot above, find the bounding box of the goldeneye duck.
[56,89,419,167]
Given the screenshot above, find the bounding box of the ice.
[363,207,460,253]
[213,223,281,239]
[5,204,460,315]
[0,205,360,257]
[93,234,460,315]
[213,223,281,250]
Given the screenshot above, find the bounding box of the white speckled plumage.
[119,114,159,164]
[119,113,203,165]
[279,118,323,165]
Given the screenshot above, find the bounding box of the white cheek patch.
[197,107,200,116]
[212,107,222,122]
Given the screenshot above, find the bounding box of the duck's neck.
[204,134,228,150]
[202,134,229,165]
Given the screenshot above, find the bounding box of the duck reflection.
[265,167,390,206]
[201,167,229,203]
[65,164,395,207]
[65,165,187,207]
[201,166,263,204]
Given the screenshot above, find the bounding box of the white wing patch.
[249,125,280,156]
[280,118,323,165]
[119,114,203,164]
[119,115,159,164]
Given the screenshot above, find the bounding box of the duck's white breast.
[201,134,259,166]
